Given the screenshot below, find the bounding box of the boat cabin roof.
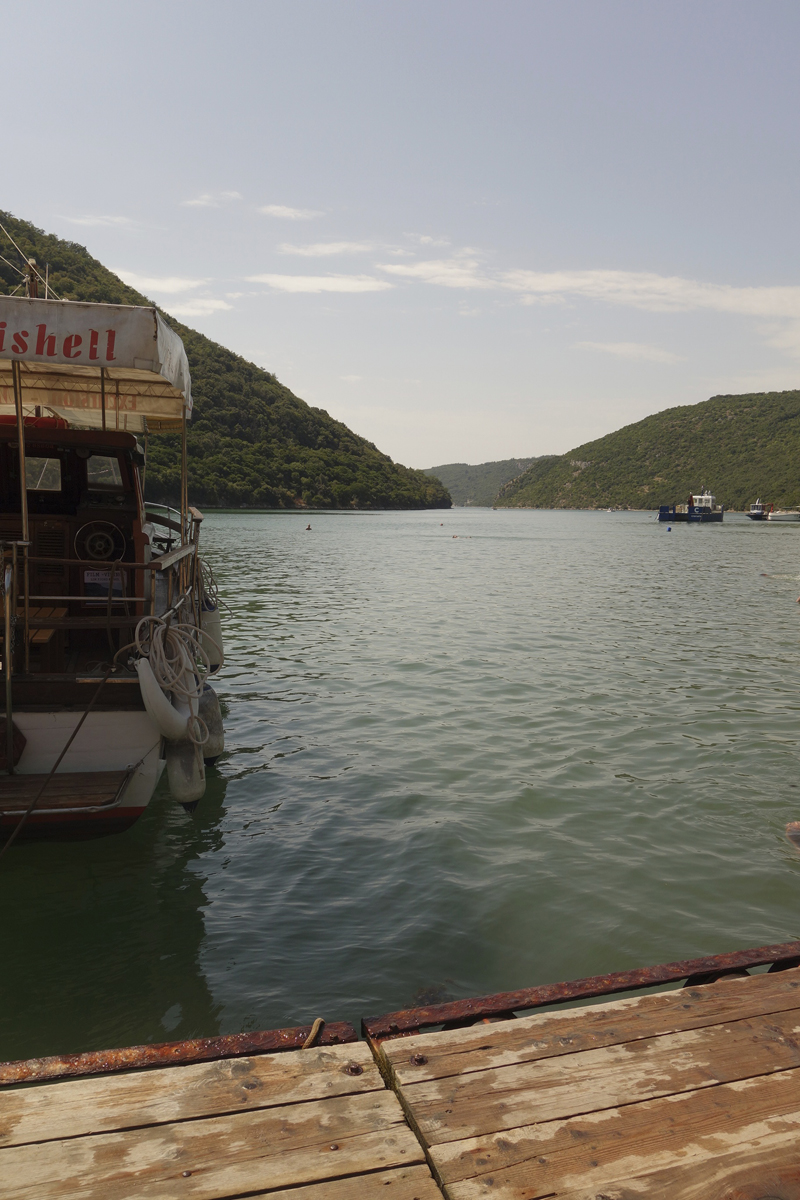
[0,296,191,433]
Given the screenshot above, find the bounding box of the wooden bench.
[0,605,68,671]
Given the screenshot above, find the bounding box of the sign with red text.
[0,296,191,412]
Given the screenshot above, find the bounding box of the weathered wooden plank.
[399,1006,800,1144]
[0,1090,423,1200]
[0,1042,380,1148]
[382,968,800,1087]
[247,1164,444,1200]
[433,1068,800,1195]
[553,1130,800,1200]
[0,772,129,811]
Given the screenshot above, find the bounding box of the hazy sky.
[3,1,800,467]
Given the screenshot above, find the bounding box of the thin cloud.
[113,270,206,294]
[379,255,800,335]
[404,233,451,247]
[165,298,233,316]
[181,191,242,208]
[247,273,393,293]
[258,205,324,220]
[502,268,800,318]
[62,215,137,228]
[279,241,374,256]
[378,256,492,289]
[577,341,681,363]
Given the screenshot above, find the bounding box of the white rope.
[134,616,210,746]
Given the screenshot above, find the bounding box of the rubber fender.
[166,736,206,807]
[201,604,224,669]
[135,658,189,741]
[199,684,225,764]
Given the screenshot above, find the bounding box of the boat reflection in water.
[0,769,228,1062]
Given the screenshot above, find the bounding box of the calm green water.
[3,508,800,1060]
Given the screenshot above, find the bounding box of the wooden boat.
[0,282,225,841]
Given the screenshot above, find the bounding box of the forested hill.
[423,458,540,505]
[496,391,800,510]
[0,214,451,510]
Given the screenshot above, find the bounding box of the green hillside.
[496,392,800,510]
[0,214,451,510]
[423,458,541,506]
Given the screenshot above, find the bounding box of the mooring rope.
[302,1018,326,1049]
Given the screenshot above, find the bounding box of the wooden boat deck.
[3,948,800,1198]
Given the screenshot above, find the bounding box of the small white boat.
[767,509,800,522]
[747,499,772,521]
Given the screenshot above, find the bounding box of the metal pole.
[100,366,106,432]
[12,362,29,547]
[13,363,30,673]
[181,408,188,546]
[3,547,13,773]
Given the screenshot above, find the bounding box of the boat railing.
[0,519,205,678]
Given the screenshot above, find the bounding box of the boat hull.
[767,511,800,522]
[658,506,723,523]
[0,710,164,841]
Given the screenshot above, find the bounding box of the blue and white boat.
[658,489,723,523]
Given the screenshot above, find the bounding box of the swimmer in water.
[786,821,800,850]
[306,524,311,531]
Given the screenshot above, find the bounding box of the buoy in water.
[199,684,225,765]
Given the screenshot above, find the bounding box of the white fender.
[201,604,224,670]
[135,658,189,741]
[166,737,206,807]
[199,685,225,763]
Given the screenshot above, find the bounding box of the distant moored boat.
[767,508,800,522]
[746,499,772,520]
[658,489,723,523]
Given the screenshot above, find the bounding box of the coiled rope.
[133,616,211,746]
[199,557,231,617]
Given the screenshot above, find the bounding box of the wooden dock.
[3,943,800,1198]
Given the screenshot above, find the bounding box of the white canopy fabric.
[0,297,192,432]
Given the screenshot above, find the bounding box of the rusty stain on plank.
[0,1022,358,1087]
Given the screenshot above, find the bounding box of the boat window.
[86,455,123,489]
[25,457,62,491]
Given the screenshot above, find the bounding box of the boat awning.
[0,297,192,433]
